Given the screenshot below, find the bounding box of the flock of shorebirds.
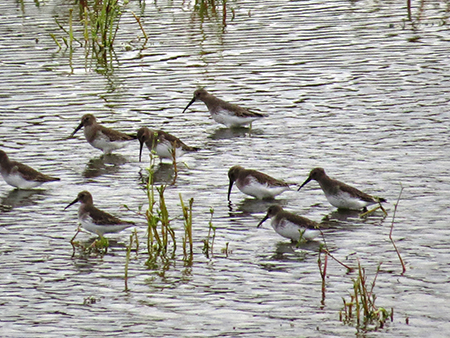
[0,88,387,243]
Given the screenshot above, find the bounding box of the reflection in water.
[138,164,175,186]
[0,189,46,212]
[322,209,387,227]
[260,241,321,267]
[271,241,322,262]
[322,209,362,223]
[83,154,127,178]
[208,127,263,140]
[229,198,288,215]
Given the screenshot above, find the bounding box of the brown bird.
[182,89,266,128]
[71,114,136,154]
[64,191,135,236]
[257,205,320,242]
[0,150,59,189]
[137,127,199,162]
[228,165,291,201]
[298,167,386,211]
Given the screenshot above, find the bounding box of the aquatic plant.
[52,0,148,69]
[390,185,406,274]
[340,262,393,332]
[202,208,216,258]
[144,154,175,267]
[180,194,194,258]
[317,245,328,306]
[124,229,138,291]
[70,226,109,257]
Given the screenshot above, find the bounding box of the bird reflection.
[208,127,262,140]
[323,209,362,222]
[271,241,322,261]
[138,163,176,186]
[83,154,127,178]
[228,198,288,215]
[0,189,46,211]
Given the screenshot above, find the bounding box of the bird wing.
[337,181,376,203]
[86,205,135,226]
[12,162,59,182]
[283,213,319,230]
[249,170,289,187]
[219,99,267,118]
[99,126,136,142]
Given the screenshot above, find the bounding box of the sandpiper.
[182,88,266,128]
[298,167,386,211]
[0,150,60,189]
[64,190,135,236]
[228,165,291,201]
[71,114,136,154]
[257,205,320,242]
[137,127,199,162]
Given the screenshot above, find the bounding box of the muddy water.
[0,0,450,336]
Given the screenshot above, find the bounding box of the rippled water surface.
[1,0,450,336]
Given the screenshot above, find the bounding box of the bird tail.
[374,196,387,203]
[184,145,200,152]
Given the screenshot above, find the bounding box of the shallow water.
[1,0,450,336]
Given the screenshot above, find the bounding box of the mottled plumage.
[182,89,266,127]
[298,167,386,211]
[227,165,290,200]
[137,127,199,162]
[257,205,320,242]
[71,114,136,154]
[0,150,59,189]
[64,191,135,236]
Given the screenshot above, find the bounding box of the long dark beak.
[297,176,312,191]
[139,140,144,162]
[227,180,234,201]
[182,97,196,114]
[64,197,79,210]
[70,122,84,138]
[257,212,270,228]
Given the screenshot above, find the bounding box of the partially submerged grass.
[390,185,406,274]
[124,229,139,291]
[70,227,109,257]
[52,0,148,69]
[340,262,393,332]
[202,208,216,258]
[180,194,194,259]
[144,154,177,267]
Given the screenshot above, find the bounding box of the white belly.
[272,219,319,242]
[88,132,127,154]
[237,180,289,199]
[2,172,41,189]
[326,193,371,210]
[79,214,132,236]
[212,109,260,127]
[155,142,184,160]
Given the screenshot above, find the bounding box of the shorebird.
[298,167,386,211]
[137,127,199,162]
[0,150,59,189]
[182,89,266,128]
[71,114,136,154]
[64,190,135,236]
[228,165,290,201]
[257,205,320,242]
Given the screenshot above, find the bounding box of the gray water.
[1,0,450,336]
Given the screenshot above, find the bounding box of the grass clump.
[340,262,393,332]
[202,208,216,258]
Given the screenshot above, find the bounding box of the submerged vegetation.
[340,262,393,332]
[52,0,148,71]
